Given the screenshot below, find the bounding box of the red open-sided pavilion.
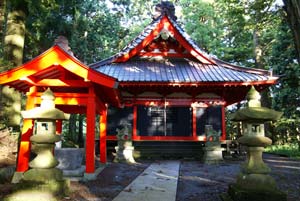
[0,2,278,175]
[0,39,120,174]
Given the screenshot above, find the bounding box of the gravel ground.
[1,154,299,201]
[176,154,300,201]
[61,162,150,201]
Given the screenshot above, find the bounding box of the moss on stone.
[23,168,63,182]
[227,184,287,201]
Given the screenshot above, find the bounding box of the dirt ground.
[176,154,300,201]
[1,154,299,201]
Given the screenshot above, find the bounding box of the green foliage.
[62,114,85,148]
[23,0,126,63]
[271,118,300,145]
[180,0,223,54]
[265,143,300,158]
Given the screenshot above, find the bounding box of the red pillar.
[192,106,197,139]
[56,120,63,135]
[86,87,96,173]
[100,108,107,163]
[16,87,36,172]
[221,105,226,141]
[132,105,137,140]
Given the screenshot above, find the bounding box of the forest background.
[0,0,299,152]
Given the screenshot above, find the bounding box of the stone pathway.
[112,161,180,201]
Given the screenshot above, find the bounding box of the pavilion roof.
[0,44,120,107]
[90,14,277,86]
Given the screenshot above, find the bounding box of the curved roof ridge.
[90,16,163,68]
[211,57,273,76]
[166,15,214,63]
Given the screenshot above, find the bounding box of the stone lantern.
[20,88,70,196]
[222,86,286,201]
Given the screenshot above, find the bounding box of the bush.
[265,143,300,158]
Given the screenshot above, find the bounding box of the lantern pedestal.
[221,87,286,201]
[114,143,135,164]
[5,89,70,200]
[202,125,223,164]
[113,122,135,164]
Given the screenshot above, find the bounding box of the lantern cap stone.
[21,88,70,120]
[231,86,282,122]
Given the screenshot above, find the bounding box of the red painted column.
[16,87,36,172]
[192,106,197,139]
[56,120,62,135]
[100,108,107,163]
[221,105,226,141]
[132,105,137,140]
[86,87,96,173]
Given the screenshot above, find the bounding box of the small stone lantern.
[202,125,223,164]
[20,88,70,196]
[114,121,135,164]
[222,86,286,201]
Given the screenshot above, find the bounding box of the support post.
[221,105,226,141]
[85,87,96,173]
[192,106,197,138]
[16,87,36,172]
[133,105,137,140]
[56,120,62,135]
[100,107,107,163]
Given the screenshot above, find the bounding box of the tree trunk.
[68,114,77,143]
[1,3,26,132]
[78,114,84,148]
[253,27,273,139]
[253,28,272,108]
[0,0,7,54]
[283,0,300,63]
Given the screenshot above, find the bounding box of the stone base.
[62,165,85,177]
[4,178,70,201]
[236,173,277,191]
[23,168,63,182]
[202,146,223,164]
[11,172,24,183]
[220,184,287,201]
[114,146,135,163]
[55,148,84,170]
[83,166,105,181]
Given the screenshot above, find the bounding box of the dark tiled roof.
[90,14,276,84]
[94,58,273,83]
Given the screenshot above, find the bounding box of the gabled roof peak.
[153,1,177,21]
[54,36,74,56]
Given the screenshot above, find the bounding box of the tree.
[23,0,126,64]
[271,16,300,146]
[0,0,7,56]
[283,0,300,62]
[1,0,28,131]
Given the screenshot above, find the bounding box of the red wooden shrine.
[0,3,278,174]
[0,40,120,174]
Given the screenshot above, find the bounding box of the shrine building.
[0,2,278,175]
